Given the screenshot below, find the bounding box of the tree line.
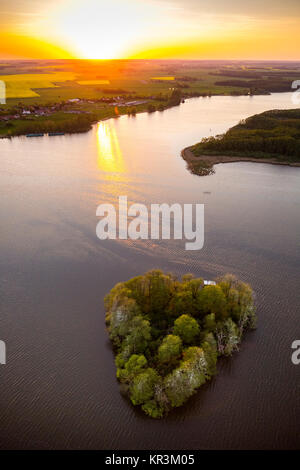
[190,109,300,161]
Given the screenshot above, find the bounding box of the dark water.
[0,93,299,449]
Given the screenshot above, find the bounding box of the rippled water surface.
[0,93,299,449]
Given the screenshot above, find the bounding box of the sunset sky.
[1,0,300,60]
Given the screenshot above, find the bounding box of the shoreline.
[0,116,106,140]
[181,147,300,176]
[0,92,272,140]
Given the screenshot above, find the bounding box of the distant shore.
[181,147,300,176]
[0,89,184,139]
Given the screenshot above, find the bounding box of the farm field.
[1,59,300,138]
[1,59,299,105]
[1,72,77,98]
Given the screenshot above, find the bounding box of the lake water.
[0,93,299,449]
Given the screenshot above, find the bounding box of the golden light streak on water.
[96,121,125,174]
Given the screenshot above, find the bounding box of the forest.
[105,270,256,418]
[189,109,300,161]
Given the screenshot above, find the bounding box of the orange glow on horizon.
[0,32,74,60]
[0,0,299,60]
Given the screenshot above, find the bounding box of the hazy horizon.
[0,0,299,60]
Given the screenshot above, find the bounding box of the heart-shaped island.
[105,270,256,418]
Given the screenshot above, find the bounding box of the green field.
[0,72,77,98]
[1,59,298,106]
[1,60,299,138]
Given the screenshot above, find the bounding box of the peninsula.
[182,109,300,176]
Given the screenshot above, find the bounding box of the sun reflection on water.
[96,121,125,173]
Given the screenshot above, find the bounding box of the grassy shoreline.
[0,100,163,139]
[0,89,184,139]
[181,147,300,176]
[182,109,300,175]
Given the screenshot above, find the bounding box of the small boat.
[26,133,44,138]
[48,132,65,136]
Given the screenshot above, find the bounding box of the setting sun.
[44,0,161,60]
[0,0,300,59]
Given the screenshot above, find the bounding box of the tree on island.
[173,314,200,344]
[104,270,256,418]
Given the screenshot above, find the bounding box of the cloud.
[0,0,299,59]
[154,0,300,18]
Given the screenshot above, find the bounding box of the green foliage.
[147,104,156,113]
[130,368,160,405]
[201,333,218,376]
[190,109,300,162]
[125,270,174,318]
[217,274,257,330]
[197,285,227,320]
[123,315,151,355]
[107,295,141,345]
[116,354,148,383]
[142,400,164,418]
[167,277,203,318]
[167,89,182,106]
[4,113,97,137]
[173,314,200,344]
[127,106,137,115]
[204,313,217,332]
[164,347,207,407]
[105,270,256,417]
[157,335,182,365]
[215,318,240,356]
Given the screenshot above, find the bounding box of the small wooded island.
[182,108,300,176]
[105,270,256,418]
